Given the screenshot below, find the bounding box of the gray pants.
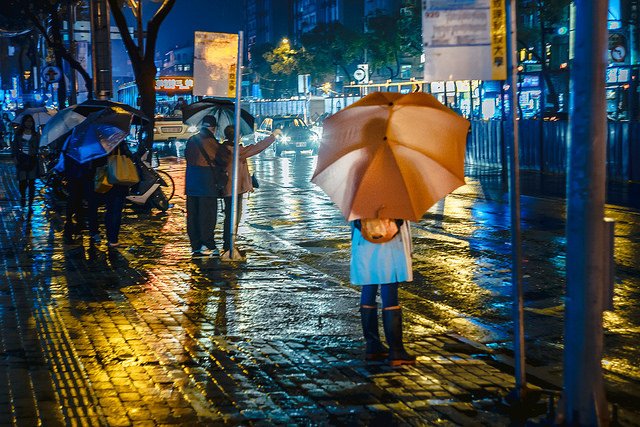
[186,195,218,251]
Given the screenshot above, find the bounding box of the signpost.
[422,0,528,401]
[423,0,507,81]
[192,31,239,98]
[41,65,62,84]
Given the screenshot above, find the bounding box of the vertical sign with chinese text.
[423,0,506,81]
[193,31,239,97]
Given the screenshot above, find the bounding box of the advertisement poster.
[423,0,506,81]
[193,31,239,97]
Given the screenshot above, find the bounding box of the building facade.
[292,0,364,44]
[245,0,294,63]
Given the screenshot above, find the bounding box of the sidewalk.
[0,158,608,426]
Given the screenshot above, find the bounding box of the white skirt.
[350,221,413,285]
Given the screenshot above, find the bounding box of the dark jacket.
[184,129,223,197]
[12,131,40,170]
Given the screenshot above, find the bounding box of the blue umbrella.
[63,109,132,164]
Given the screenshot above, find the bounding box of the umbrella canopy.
[40,99,148,148]
[63,109,132,164]
[74,99,149,125]
[311,92,470,221]
[40,109,86,148]
[182,98,254,138]
[13,107,56,128]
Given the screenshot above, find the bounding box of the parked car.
[255,115,320,156]
[153,115,198,143]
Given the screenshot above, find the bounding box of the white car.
[153,116,197,142]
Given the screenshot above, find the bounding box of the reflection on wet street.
[241,149,640,406]
[1,145,639,424]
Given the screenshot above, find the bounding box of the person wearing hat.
[184,115,225,257]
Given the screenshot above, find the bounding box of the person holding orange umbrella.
[312,92,470,366]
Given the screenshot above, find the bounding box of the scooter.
[126,151,175,212]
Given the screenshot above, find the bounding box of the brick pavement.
[0,157,559,426]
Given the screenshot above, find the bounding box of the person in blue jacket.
[351,218,416,366]
[184,115,224,257]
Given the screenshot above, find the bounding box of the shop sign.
[155,77,194,92]
[606,67,630,84]
[423,0,507,81]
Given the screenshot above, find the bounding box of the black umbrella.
[73,99,149,125]
[182,98,254,138]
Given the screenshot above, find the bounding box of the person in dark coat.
[11,114,40,207]
[62,155,99,244]
[184,115,224,257]
[104,144,134,248]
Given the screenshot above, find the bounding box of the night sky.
[154,0,244,52]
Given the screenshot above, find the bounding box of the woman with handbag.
[351,218,416,367]
[220,125,281,254]
[11,114,40,208]
[103,143,137,248]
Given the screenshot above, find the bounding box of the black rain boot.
[360,305,388,361]
[382,307,416,367]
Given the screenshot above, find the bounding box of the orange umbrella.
[311,92,470,221]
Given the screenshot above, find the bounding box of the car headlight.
[279,135,291,143]
[153,127,158,133]
[310,133,319,142]
[187,125,197,133]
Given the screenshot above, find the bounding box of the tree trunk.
[136,59,157,153]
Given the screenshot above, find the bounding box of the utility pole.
[90,0,112,99]
[67,0,77,105]
[562,0,610,424]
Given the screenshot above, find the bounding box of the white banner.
[193,31,239,97]
[423,0,506,81]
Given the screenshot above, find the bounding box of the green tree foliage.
[263,40,300,76]
[364,3,422,80]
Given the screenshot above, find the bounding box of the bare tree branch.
[144,0,176,63]
[107,0,141,70]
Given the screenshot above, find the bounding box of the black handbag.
[196,138,228,197]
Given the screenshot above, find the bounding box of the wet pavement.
[0,147,638,425]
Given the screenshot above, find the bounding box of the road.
[156,144,640,407]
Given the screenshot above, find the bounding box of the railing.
[465,120,640,182]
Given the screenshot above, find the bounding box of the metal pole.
[505,0,526,399]
[562,0,609,424]
[228,31,244,260]
[136,1,144,56]
[67,1,77,105]
[90,0,112,99]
